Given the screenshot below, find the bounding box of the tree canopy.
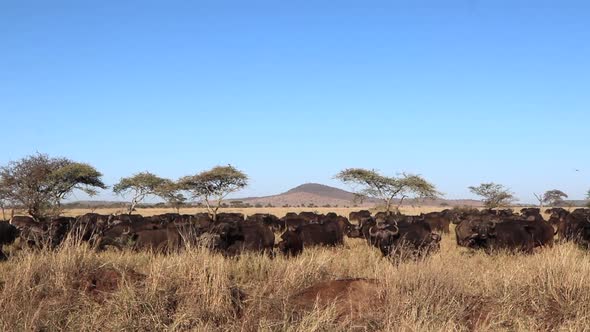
[157,181,187,213]
[179,165,248,220]
[335,168,439,215]
[468,183,516,208]
[0,153,106,219]
[534,189,568,207]
[113,172,170,214]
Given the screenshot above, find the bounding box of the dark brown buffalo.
[216,213,244,223]
[278,215,312,232]
[226,221,275,256]
[354,217,377,242]
[10,216,47,248]
[277,228,304,256]
[558,209,590,247]
[111,214,144,224]
[319,214,353,244]
[0,221,19,260]
[349,210,371,225]
[368,220,441,259]
[277,222,343,255]
[421,211,451,234]
[145,213,184,225]
[374,211,402,221]
[201,220,275,256]
[46,216,76,248]
[72,213,112,240]
[247,213,281,232]
[128,226,183,253]
[469,220,536,253]
[454,218,484,248]
[546,208,570,239]
[298,212,322,223]
[517,208,554,247]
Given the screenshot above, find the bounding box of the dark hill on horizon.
[236,183,482,208]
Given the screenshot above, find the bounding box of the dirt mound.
[75,266,145,301]
[289,278,383,321]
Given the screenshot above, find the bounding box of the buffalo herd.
[1,207,590,261]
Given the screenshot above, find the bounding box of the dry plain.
[1,207,590,331]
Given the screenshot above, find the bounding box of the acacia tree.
[158,181,187,213]
[0,185,10,220]
[113,172,170,214]
[335,168,439,215]
[587,189,590,208]
[179,165,248,220]
[533,189,568,208]
[0,153,106,220]
[468,183,516,209]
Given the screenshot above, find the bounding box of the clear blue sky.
[1,1,588,203]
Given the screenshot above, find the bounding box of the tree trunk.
[385,198,392,216]
[128,198,138,215]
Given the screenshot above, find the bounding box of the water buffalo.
[216,213,245,223]
[247,213,281,232]
[278,215,312,232]
[517,209,554,247]
[298,212,323,223]
[225,220,275,256]
[71,213,112,242]
[558,209,590,247]
[319,214,354,244]
[421,211,451,234]
[277,227,304,256]
[277,222,344,255]
[470,220,536,254]
[10,216,47,248]
[368,219,441,259]
[348,210,371,224]
[0,221,19,260]
[127,227,183,253]
[46,216,76,248]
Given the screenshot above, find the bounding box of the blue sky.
[1,1,588,203]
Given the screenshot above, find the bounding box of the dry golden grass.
[2,207,589,331]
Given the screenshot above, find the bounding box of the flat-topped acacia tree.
[157,181,187,213]
[468,183,516,209]
[179,165,248,221]
[533,189,568,208]
[335,168,439,215]
[113,172,171,215]
[0,153,106,219]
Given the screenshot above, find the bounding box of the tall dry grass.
[2,225,590,331]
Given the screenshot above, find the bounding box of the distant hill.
[284,183,357,201]
[235,183,482,208]
[63,183,490,209]
[236,183,367,207]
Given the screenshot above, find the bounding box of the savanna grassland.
[2,207,590,331]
